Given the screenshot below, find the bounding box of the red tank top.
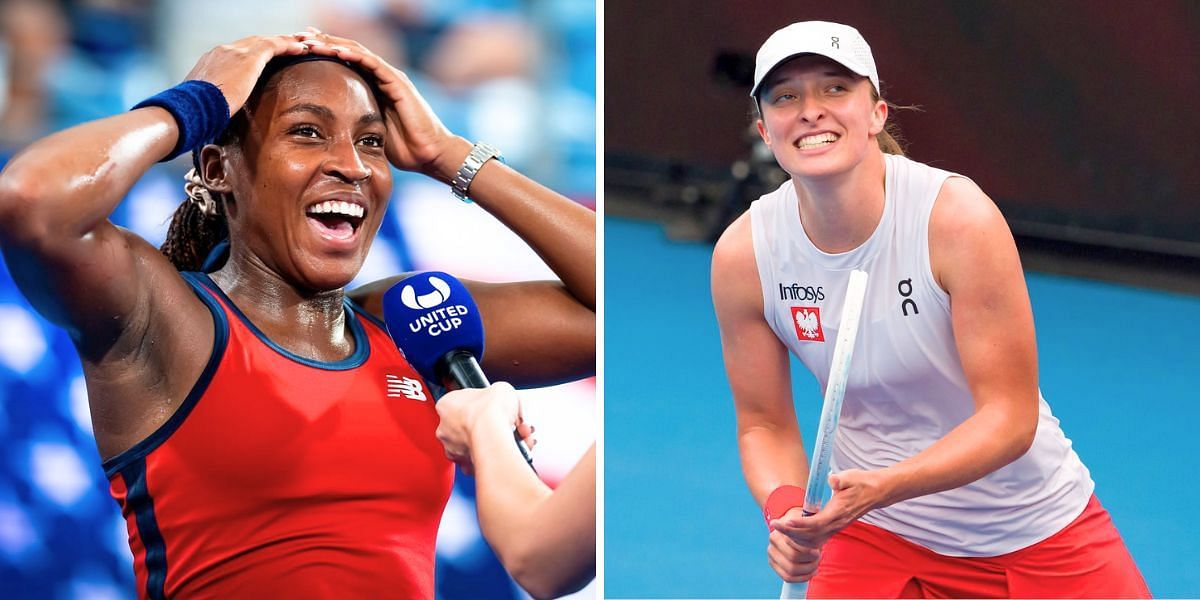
[103,272,453,599]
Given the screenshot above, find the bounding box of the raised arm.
[0,36,316,460]
[319,33,595,386]
[415,135,596,385]
[434,384,595,600]
[0,34,312,357]
[0,92,182,352]
[439,145,596,385]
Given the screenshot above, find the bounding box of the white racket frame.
[781,269,869,599]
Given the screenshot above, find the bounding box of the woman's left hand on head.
[769,468,891,547]
[296,28,470,180]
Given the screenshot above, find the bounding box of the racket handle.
[781,581,807,599]
[776,506,817,599]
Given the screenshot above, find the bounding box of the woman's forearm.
[448,142,596,310]
[738,422,810,507]
[0,107,177,238]
[878,401,1036,509]
[470,410,552,540]
[470,420,596,598]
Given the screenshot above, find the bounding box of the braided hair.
[159,117,243,272]
[159,166,230,271]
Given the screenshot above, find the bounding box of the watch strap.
[451,141,503,203]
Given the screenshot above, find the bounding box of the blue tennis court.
[604,216,1200,598]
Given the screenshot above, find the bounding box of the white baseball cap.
[750,21,879,98]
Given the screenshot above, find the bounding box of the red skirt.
[808,494,1151,598]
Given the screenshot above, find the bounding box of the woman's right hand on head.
[184,34,313,114]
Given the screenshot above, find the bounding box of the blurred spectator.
[424,16,537,93]
[0,0,67,153]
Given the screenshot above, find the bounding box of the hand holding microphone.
[382,271,535,470]
[434,383,537,476]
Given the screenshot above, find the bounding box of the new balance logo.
[386,374,427,401]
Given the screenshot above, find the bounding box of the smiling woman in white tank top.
[711,21,1149,598]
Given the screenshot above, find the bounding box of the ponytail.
[159,168,227,271]
[876,124,906,156]
[870,88,910,156]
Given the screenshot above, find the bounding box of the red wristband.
[764,484,806,530]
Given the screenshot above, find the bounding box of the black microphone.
[382,271,534,469]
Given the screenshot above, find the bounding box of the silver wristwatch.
[451,141,503,203]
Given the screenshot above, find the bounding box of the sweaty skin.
[0,33,595,464]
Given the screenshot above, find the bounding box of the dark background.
[606,0,1200,260]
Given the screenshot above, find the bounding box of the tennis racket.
[780,269,869,599]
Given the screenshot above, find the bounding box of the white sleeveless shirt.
[748,153,1093,556]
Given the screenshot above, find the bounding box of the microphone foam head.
[382,271,485,382]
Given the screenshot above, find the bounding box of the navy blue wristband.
[132,80,230,162]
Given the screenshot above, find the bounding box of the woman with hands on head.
[0,28,593,599]
[435,383,596,600]
[711,21,1147,598]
